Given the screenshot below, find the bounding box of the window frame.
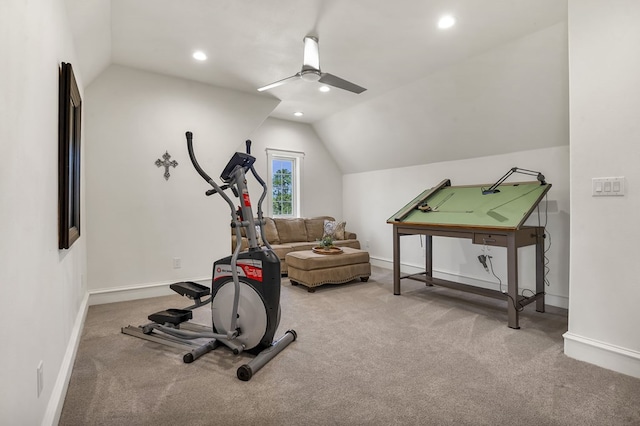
[266,148,304,218]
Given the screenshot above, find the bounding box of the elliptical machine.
[122,131,296,381]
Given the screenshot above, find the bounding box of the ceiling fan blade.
[257,73,301,92]
[319,73,367,94]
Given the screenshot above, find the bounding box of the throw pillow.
[323,220,346,240]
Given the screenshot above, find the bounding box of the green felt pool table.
[388,178,551,329]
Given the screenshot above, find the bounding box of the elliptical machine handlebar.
[186,131,257,198]
[240,140,271,249]
[185,131,243,231]
[205,185,229,196]
[185,131,272,251]
[187,130,266,191]
[243,139,268,189]
[186,131,214,185]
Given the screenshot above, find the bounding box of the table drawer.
[473,233,507,246]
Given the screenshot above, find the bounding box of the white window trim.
[266,148,304,217]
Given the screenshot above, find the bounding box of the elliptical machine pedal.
[147,309,193,326]
[145,281,211,327]
[121,132,296,380]
[170,281,210,299]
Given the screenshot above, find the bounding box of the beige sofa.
[231,216,361,274]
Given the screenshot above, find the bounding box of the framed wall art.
[58,62,82,249]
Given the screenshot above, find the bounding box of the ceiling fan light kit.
[258,36,366,94]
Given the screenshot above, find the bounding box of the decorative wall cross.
[155,151,178,180]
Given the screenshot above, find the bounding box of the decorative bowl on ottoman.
[311,246,343,255]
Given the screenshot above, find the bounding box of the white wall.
[0,0,87,424]
[85,77,347,301]
[245,118,344,221]
[565,0,640,378]
[85,65,279,299]
[64,0,112,86]
[344,146,569,308]
[315,22,568,174]
[335,21,570,309]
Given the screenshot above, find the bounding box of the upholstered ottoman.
[286,247,371,292]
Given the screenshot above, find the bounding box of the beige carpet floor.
[59,267,640,425]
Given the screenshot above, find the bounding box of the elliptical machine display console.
[122,132,296,381]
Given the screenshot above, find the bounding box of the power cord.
[485,255,503,293]
[475,192,552,312]
[537,194,552,287]
[482,252,525,312]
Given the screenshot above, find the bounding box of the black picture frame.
[58,62,82,249]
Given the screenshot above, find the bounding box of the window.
[266,149,304,217]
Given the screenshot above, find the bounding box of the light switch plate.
[592,177,625,196]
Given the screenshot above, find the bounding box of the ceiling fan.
[257,36,367,94]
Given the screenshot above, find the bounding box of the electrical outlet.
[37,361,43,397]
[365,240,370,249]
[172,257,181,269]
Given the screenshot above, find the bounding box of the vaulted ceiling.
[65,0,569,173]
[65,0,568,172]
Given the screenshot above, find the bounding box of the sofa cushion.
[269,244,294,260]
[232,235,248,251]
[288,241,317,251]
[304,216,334,242]
[274,218,308,243]
[263,217,280,245]
[323,220,346,240]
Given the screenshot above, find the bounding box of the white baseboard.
[42,292,89,426]
[88,276,210,306]
[41,277,209,424]
[370,255,568,309]
[563,332,640,379]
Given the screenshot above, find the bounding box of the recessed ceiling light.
[319,86,331,92]
[193,51,207,61]
[437,15,456,29]
[293,112,304,117]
